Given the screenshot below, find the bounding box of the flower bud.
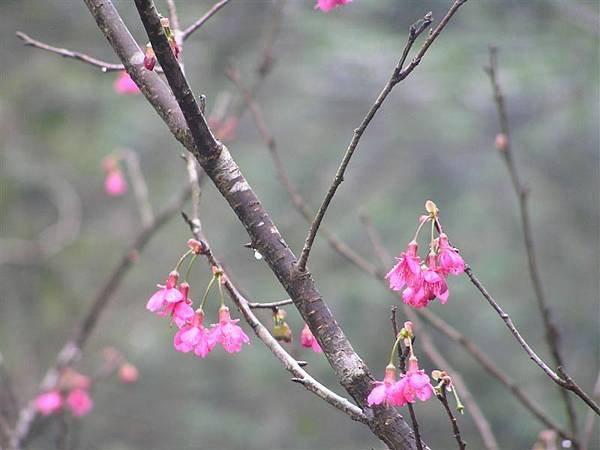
[119,363,139,384]
[425,200,439,217]
[495,133,508,152]
[187,239,203,254]
[144,44,156,71]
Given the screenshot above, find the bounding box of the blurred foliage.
[0,0,598,449]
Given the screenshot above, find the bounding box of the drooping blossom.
[113,71,140,95]
[315,0,352,12]
[300,324,322,353]
[174,310,216,358]
[157,282,194,328]
[35,390,63,416]
[146,271,184,313]
[66,388,93,417]
[395,358,434,406]
[437,233,464,276]
[210,306,250,354]
[367,365,398,407]
[104,169,127,196]
[403,254,448,307]
[386,241,422,291]
[119,363,139,384]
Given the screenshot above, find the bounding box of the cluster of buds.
[102,154,127,197]
[35,368,93,417]
[367,322,434,408]
[386,200,464,308]
[143,16,180,71]
[146,240,250,357]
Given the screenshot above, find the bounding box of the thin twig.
[246,299,293,309]
[436,380,467,450]
[227,66,379,277]
[181,0,232,41]
[465,265,600,416]
[297,2,468,272]
[390,307,424,450]
[123,149,154,227]
[484,45,578,442]
[181,215,367,424]
[581,372,600,450]
[10,185,191,449]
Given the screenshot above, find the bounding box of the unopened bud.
[187,239,203,254]
[495,133,508,152]
[425,200,439,217]
[119,363,139,384]
[144,44,156,71]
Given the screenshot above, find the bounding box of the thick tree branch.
[484,46,578,441]
[78,0,424,447]
[298,2,468,271]
[10,185,191,449]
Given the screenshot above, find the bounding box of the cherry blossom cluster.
[102,154,127,197]
[386,200,464,308]
[146,240,250,358]
[367,322,434,408]
[316,0,352,12]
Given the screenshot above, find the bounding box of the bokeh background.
[1,1,598,449]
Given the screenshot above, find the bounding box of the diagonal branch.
[10,185,191,449]
[181,0,232,41]
[484,45,578,440]
[80,0,423,447]
[298,1,469,272]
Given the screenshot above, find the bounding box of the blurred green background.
[1,0,598,449]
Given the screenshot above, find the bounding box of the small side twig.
[181,0,232,41]
[465,265,600,416]
[484,45,578,441]
[436,380,467,450]
[390,307,424,450]
[246,299,293,309]
[581,371,600,450]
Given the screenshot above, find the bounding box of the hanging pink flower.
[66,388,93,417]
[395,358,434,405]
[315,0,351,12]
[104,168,127,197]
[401,282,428,308]
[386,241,422,291]
[367,365,398,407]
[157,282,194,328]
[210,306,250,354]
[60,368,91,391]
[113,71,140,95]
[300,324,322,353]
[174,310,216,358]
[421,254,449,304]
[437,233,464,276]
[146,271,184,313]
[35,390,63,416]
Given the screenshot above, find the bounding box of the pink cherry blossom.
[104,168,127,197]
[113,71,140,95]
[146,271,184,313]
[395,358,434,405]
[118,363,139,384]
[315,0,351,12]
[35,390,63,416]
[386,241,422,291]
[367,365,398,407]
[420,253,449,304]
[210,306,250,354]
[300,324,322,353]
[174,310,216,358]
[158,282,194,328]
[437,233,465,275]
[66,389,93,417]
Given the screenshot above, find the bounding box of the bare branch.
[297,2,468,271]
[16,31,124,72]
[436,380,467,450]
[181,0,232,41]
[465,265,600,416]
[484,45,579,440]
[581,372,600,450]
[246,299,293,309]
[183,214,368,424]
[10,185,191,449]
[166,0,180,35]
